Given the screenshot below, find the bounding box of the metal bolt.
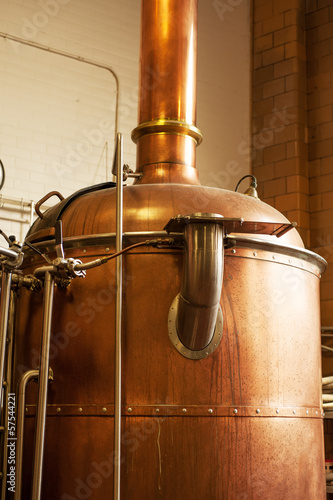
[182,408,187,413]
[102,407,107,413]
[272,255,276,260]
[253,251,257,257]
[2,381,7,387]
[293,409,296,414]
[105,247,110,252]
[233,409,238,414]
[231,249,236,254]
[316,411,318,415]
[82,249,87,254]
[256,409,260,414]
[208,409,213,414]
[78,408,83,413]
[127,407,133,413]
[56,407,61,413]
[25,407,28,413]
[306,410,309,415]
[276,409,279,414]
[155,408,160,413]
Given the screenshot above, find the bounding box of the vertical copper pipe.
[132,0,202,185]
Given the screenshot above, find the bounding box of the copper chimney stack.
[132,0,202,185]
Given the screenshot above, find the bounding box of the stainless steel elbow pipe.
[177,219,224,351]
[166,213,225,358]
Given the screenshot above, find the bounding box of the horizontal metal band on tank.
[24,231,327,277]
[226,234,327,275]
[225,245,322,278]
[24,404,324,418]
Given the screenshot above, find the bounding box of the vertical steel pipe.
[1,290,15,500]
[0,269,13,420]
[177,221,224,350]
[114,133,123,500]
[15,369,39,500]
[31,271,54,500]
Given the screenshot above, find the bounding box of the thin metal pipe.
[0,246,19,260]
[323,376,333,386]
[0,194,36,209]
[31,271,54,500]
[106,141,109,182]
[0,215,30,224]
[0,31,119,145]
[0,269,12,420]
[15,369,39,500]
[114,133,123,500]
[322,345,333,353]
[30,201,36,227]
[1,290,16,500]
[323,385,333,391]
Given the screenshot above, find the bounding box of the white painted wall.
[0,0,250,242]
[197,0,251,191]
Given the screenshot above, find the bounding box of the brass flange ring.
[131,119,203,145]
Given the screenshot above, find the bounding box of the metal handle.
[35,191,64,219]
[15,369,39,500]
[14,368,53,500]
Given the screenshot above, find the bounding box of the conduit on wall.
[0,32,120,239]
[0,31,120,169]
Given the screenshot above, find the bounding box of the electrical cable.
[25,237,178,273]
[24,240,53,265]
[0,229,11,246]
[235,174,257,192]
[0,160,5,191]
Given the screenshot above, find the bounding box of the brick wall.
[252,0,310,245]
[0,0,251,242]
[308,0,333,462]
[307,0,333,341]
[252,0,333,327]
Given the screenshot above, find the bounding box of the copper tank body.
[9,0,327,499]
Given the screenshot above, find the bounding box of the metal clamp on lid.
[164,213,297,238]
